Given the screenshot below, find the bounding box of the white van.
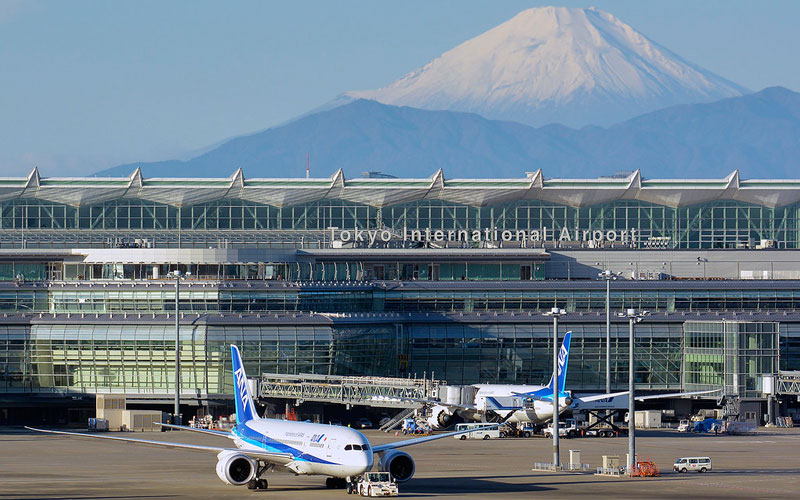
[673,456,712,473]
[454,423,500,440]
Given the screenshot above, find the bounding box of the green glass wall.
[684,321,778,398]
[3,198,799,249]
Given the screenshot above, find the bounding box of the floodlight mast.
[171,270,191,425]
[544,307,566,469]
[598,270,620,394]
[620,308,649,475]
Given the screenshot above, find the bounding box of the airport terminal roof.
[3,167,800,208]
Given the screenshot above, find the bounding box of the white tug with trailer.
[348,472,399,497]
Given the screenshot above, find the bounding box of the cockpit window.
[344,444,363,451]
[362,443,369,450]
[344,444,352,450]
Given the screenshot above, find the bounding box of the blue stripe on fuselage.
[525,389,570,401]
[233,424,338,465]
[486,397,522,410]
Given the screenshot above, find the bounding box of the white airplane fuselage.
[233,418,373,478]
[472,384,571,425]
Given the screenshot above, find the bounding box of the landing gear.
[247,462,271,490]
[247,479,269,490]
[326,477,347,489]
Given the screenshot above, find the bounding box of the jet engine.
[215,450,257,486]
[426,405,453,429]
[378,450,416,483]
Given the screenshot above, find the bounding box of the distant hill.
[97,87,800,180]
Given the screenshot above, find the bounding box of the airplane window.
[362,443,369,450]
[353,444,362,450]
[344,445,352,450]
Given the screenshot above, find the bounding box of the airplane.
[417,331,718,430]
[27,345,496,492]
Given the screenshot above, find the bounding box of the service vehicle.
[543,418,579,438]
[500,423,536,438]
[453,422,500,440]
[673,456,712,473]
[582,425,622,438]
[677,419,692,432]
[351,472,398,497]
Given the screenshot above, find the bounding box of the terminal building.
[2,168,800,424]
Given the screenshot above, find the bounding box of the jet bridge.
[257,372,445,408]
[776,371,800,395]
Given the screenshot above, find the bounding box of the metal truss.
[258,372,444,408]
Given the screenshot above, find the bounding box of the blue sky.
[2,0,799,176]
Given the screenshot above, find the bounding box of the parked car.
[354,417,373,429]
[674,456,712,473]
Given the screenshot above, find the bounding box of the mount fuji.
[345,6,747,127]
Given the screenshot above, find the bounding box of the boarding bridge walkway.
[257,373,444,408]
[776,371,800,395]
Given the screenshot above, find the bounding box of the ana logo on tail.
[235,367,250,414]
[543,331,572,392]
[557,331,571,392]
[231,345,257,424]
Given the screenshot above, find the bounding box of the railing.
[379,408,417,432]
[258,372,443,408]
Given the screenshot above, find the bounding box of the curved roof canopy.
[3,168,800,209]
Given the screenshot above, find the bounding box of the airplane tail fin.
[231,345,259,424]
[545,331,572,393]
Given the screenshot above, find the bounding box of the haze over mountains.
[99,87,800,180]
[96,7,799,180]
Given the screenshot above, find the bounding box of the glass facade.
[3,198,799,249]
[0,323,400,396]
[684,321,778,398]
[3,286,800,316]
[406,322,681,389]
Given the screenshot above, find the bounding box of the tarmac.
[2,426,800,499]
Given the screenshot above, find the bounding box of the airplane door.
[326,438,336,459]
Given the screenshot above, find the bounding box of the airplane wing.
[636,389,720,401]
[510,392,551,402]
[572,389,720,407]
[371,424,499,453]
[575,391,629,403]
[25,427,294,464]
[156,422,234,438]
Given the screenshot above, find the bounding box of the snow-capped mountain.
[345,6,748,127]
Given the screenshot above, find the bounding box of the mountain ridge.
[96,87,800,180]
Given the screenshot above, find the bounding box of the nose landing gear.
[325,477,347,489]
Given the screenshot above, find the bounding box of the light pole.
[544,307,566,468]
[598,270,619,394]
[620,308,648,475]
[170,269,191,425]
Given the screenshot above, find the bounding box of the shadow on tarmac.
[0,497,178,500]
[397,474,555,496]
